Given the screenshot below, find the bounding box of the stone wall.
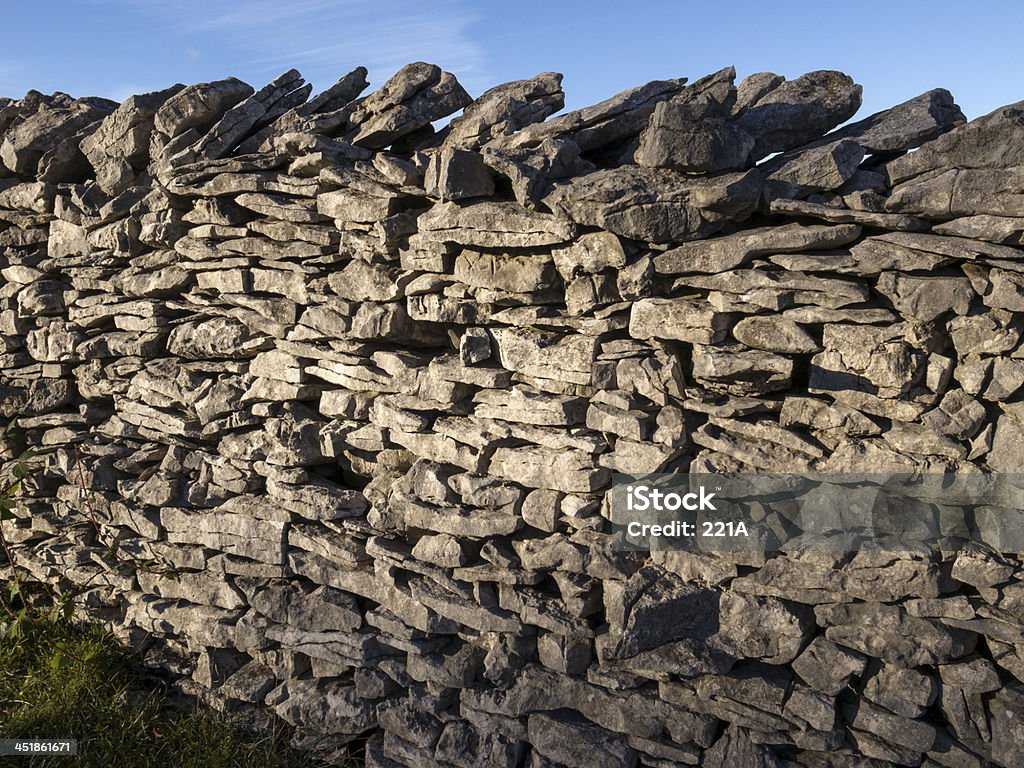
[2,62,1024,766]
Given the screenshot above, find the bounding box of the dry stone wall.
[2,62,1024,766]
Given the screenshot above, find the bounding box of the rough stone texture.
[544,166,761,243]
[732,70,863,159]
[1,64,1023,768]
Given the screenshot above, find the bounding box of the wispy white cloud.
[75,0,490,97]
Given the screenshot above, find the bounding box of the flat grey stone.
[545,166,760,244]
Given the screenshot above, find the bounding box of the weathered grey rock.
[474,386,587,427]
[482,137,592,207]
[691,418,822,472]
[765,139,865,200]
[990,686,1024,768]
[989,411,1024,473]
[418,201,575,248]
[180,69,310,164]
[634,69,753,173]
[487,77,688,153]
[317,184,400,224]
[445,72,564,149]
[922,389,987,439]
[545,166,761,244]
[732,70,863,159]
[490,327,597,385]
[826,87,965,154]
[424,148,495,201]
[153,77,254,140]
[453,250,558,294]
[778,397,884,438]
[628,298,730,344]
[218,660,278,702]
[137,570,246,610]
[232,192,322,224]
[1,94,116,176]
[434,720,524,768]
[81,84,184,193]
[888,165,1024,219]
[550,232,627,281]
[768,198,930,231]
[815,602,976,666]
[167,317,271,360]
[791,636,867,695]
[702,726,781,768]
[564,272,619,315]
[809,322,950,404]
[863,663,937,718]
[271,678,376,736]
[734,72,784,113]
[763,89,964,208]
[934,214,1024,245]
[528,713,636,768]
[845,698,938,755]
[688,268,872,313]
[655,222,860,274]
[488,445,609,494]
[716,591,814,665]
[0,180,54,212]
[875,271,975,322]
[347,62,471,149]
[266,477,369,520]
[692,344,794,396]
[162,505,286,564]
[732,315,819,354]
[888,99,1024,185]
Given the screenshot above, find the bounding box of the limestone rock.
[81,84,185,193]
[692,344,794,396]
[1,94,116,177]
[791,636,867,695]
[989,412,1024,473]
[825,87,965,154]
[445,72,564,149]
[153,77,254,140]
[348,62,471,149]
[888,98,1024,185]
[487,77,688,153]
[528,713,636,768]
[453,250,558,294]
[764,138,864,198]
[545,166,761,244]
[655,222,861,274]
[635,71,753,173]
[629,298,730,344]
[815,602,976,666]
[733,70,863,159]
[490,327,597,385]
[874,272,975,322]
[732,316,819,354]
[418,201,575,248]
[182,69,310,163]
[424,148,495,201]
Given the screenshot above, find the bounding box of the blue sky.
[2,1,1020,121]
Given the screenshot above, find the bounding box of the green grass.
[0,611,336,768]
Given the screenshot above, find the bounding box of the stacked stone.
[2,60,1024,766]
